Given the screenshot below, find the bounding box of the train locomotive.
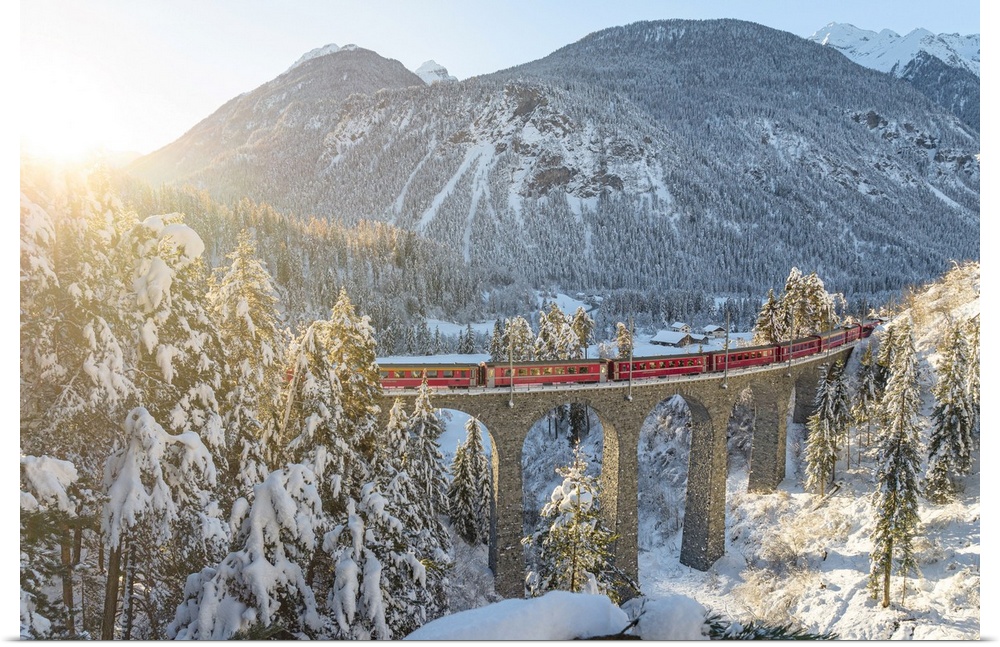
[379,321,878,391]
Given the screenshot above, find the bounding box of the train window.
[443,370,454,378]
[543,367,553,375]
[412,370,422,378]
[380,371,388,378]
[427,370,438,378]
[568,366,577,374]
[394,371,405,378]
[555,367,565,375]
[668,361,674,368]
[580,366,589,374]
[518,368,527,376]
[530,368,540,376]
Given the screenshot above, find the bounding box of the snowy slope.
[809,23,980,77]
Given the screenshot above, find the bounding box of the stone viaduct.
[377,346,854,599]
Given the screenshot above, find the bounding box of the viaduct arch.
[376,347,854,599]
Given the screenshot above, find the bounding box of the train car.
[482,358,608,388]
[817,327,848,351]
[610,353,706,381]
[706,343,779,373]
[380,363,480,389]
[774,335,822,364]
[843,323,863,344]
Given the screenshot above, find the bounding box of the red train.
[379,321,878,390]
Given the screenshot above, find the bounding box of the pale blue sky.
[19,0,982,157]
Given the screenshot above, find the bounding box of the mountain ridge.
[127,18,979,310]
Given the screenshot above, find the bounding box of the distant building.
[702,325,726,339]
[651,330,693,347]
[670,322,691,334]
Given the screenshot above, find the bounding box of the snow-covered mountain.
[415,60,457,84]
[128,19,979,310]
[808,23,979,77]
[809,23,979,130]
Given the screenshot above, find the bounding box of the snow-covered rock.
[809,23,979,77]
[287,43,363,72]
[403,591,629,640]
[414,60,457,85]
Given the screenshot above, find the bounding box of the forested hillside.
[128,19,979,320]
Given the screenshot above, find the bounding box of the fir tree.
[868,322,921,608]
[128,214,227,478]
[535,303,575,360]
[447,417,492,546]
[325,288,383,479]
[168,465,325,639]
[615,321,634,359]
[570,306,595,359]
[924,321,975,502]
[804,411,838,497]
[852,345,879,452]
[284,319,351,515]
[458,323,476,354]
[20,183,136,487]
[506,316,535,361]
[964,315,980,433]
[208,231,287,503]
[326,484,430,640]
[523,445,619,602]
[405,382,450,540]
[752,288,785,345]
[101,407,226,639]
[375,398,451,626]
[829,360,853,469]
[488,319,506,362]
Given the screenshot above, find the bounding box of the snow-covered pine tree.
[208,231,287,503]
[775,268,838,338]
[868,321,921,608]
[752,288,785,345]
[804,411,838,497]
[374,398,451,626]
[924,321,975,502]
[128,214,227,477]
[447,417,492,545]
[829,360,853,469]
[284,319,351,516]
[523,445,619,602]
[405,381,450,546]
[852,345,879,452]
[873,324,896,402]
[326,288,383,479]
[168,465,325,639]
[488,319,506,362]
[325,484,430,639]
[964,315,980,433]
[101,407,226,639]
[20,183,136,486]
[458,323,476,354]
[535,303,574,360]
[570,306,595,359]
[506,316,535,361]
[615,321,633,359]
[20,455,81,639]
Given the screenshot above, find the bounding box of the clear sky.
[18,0,982,159]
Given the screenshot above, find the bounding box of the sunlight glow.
[20,56,129,162]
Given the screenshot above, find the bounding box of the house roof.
[702,325,724,333]
[651,330,691,344]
